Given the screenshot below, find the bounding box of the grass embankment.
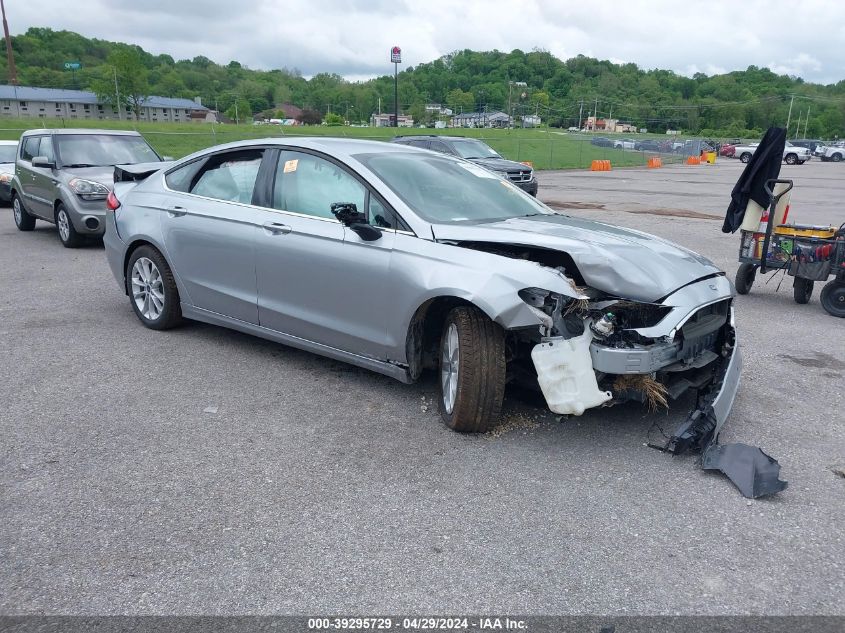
[0,118,682,170]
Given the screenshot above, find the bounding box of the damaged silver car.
[103,139,783,496]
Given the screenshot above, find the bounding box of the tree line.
[3,27,845,138]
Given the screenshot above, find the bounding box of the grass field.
[0,118,686,170]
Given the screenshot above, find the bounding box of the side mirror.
[32,156,56,169]
[330,202,382,242]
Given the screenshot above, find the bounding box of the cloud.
[6,0,845,83]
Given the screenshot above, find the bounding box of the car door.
[160,148,268,324]
[254,148,398,358]
[17,135,53,218]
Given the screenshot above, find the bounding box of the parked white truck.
[733,141,811,165]
[815,144,845,162]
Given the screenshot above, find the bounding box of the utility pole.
[804,106,810,138]
[793,110,801,139]
[785,95,794,133]
[578,99,583,131]
[1,0,17,85]
[113,66,122,121]
[593,97,598,131]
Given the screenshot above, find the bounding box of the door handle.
[165,205,187,217]
[263,221,292,235]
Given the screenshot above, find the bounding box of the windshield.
[55,134,161,167]
[356,152,553,224]
[0,145,17,163]
[449,139,501,159]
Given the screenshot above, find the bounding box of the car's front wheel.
[740,153,752,163]
[126,245,182,330]
[55,203,83,248]
[784,153,798,165]
[832,153,843,163]
[12,193,35,231]
[439,306,506,433]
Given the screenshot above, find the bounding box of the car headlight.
[68,178,110,200]
[0,172,12,184]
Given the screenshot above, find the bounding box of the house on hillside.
[0,85,210,122]
[275,103,303,122]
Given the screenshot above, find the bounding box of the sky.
[7,0,845,84]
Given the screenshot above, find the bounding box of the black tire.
[438,305,506,433]
[793,277,814,304]
[784,153,798,165]
[735,263,757,295]
[55,203,83,248]
[820,281,845,318]
[832,153,843,163]
[740,153,752,163]
[12,192,35,231]
[125,245,182,330]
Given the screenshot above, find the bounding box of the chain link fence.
[0,118,728,171]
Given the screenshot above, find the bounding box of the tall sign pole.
[1,0,18,85]
[391,46,401,127]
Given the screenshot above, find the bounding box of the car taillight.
[106,191,121,211]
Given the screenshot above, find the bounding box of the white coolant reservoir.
[531,328,612,416]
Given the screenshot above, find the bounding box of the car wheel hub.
[13,198,21,224]
[131,257,164,321]
[441,323,459,414]
[57,210,70,241]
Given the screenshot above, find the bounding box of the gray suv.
[12,129,162,247]
[391,135,538,196]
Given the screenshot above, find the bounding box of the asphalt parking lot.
[1,159,843,615]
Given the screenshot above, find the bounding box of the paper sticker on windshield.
[457,162,497,178]
[283,159,298,173]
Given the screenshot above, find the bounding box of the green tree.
[91,46,150,120]
[224,98,252,123]
[324,112,343,126]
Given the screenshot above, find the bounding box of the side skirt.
[181,304,413,384]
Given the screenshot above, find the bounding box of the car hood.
[432,214,722,302]
[0,161,13,173]
[469,156,531,173]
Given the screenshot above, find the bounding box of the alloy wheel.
[131,257,165,321]
[441,322,459,414]
[57,208,71,242]
[13,197,22,225]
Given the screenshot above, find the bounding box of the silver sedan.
[103,138,740,445]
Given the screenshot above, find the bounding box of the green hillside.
[3,27,845,137]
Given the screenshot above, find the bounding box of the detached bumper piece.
[657,340,787,498]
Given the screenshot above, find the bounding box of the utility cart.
[734,179,845,317]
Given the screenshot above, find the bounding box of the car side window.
[429,141,451,154]
[273,151,366,220]
[165,159,206,193]
[410,140,431,149]
[39,137,55,162]
[21,136,40,162]
[190,149,264,204]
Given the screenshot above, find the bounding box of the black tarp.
[722,126,786,233]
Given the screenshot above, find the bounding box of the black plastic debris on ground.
[702,443,788,498]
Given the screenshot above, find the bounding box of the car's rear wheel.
[439,306,506,433]
[55,203,82,248]
[784,153,798,165]
[12,193,35,231]
[833,153,843,163]
[740,153,752,163]
[126,245,182,330]
[820,281,845,318]
[793,277,814,304]
[735,263,757,295]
